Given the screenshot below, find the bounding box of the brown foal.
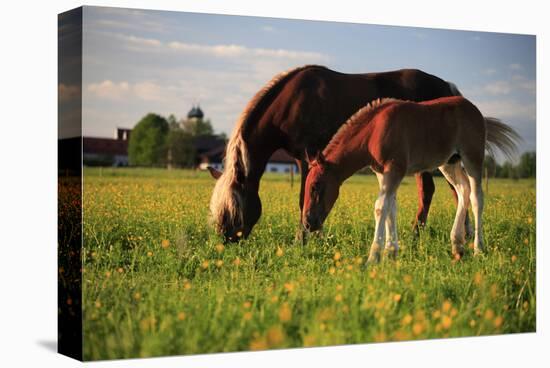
[302,96,519,262]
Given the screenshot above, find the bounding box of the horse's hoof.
[473,248,486,257]
[294,228,306,245]
[367,253,381,264]
[366,257,379,264]
[384,244,399,260]
[451,244,465,261]
[452,253,463,262]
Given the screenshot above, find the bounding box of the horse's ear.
[304,149,313,164]
[316,151,326,166]
[207,166,223,180]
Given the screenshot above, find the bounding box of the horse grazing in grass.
[302,96,520,262]
[208,65,469,242]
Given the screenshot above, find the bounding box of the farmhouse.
[83,128,131,166]
[198,146,298,174]
[81,106,298,173]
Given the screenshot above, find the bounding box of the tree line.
[128,112,225,168]
[483,152,536,179]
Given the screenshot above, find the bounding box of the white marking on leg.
[384,193,399,259]
[368,193,387,263]
[439,163,470,258]
[463,161,485,255]
[368,171,402,262]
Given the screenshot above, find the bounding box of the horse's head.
[302,151,340,232]
[208,166,262,243]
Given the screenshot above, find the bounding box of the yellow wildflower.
[441,315,452,330]
[279,303,292,322]
[283,282,295,293]
[249,337,267,351]
[484,309,495,320]
[494,316,504,328]
[412,322,425,336]
[266,326,285,346]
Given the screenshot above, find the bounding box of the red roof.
[83,137,128,156]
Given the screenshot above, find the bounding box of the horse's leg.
[413,172,435,234]
[462,157,485,255]
[384,192,399,259]
[447,173,474,239]
[438,163,470,259]
[375,173,399,258]
[295,158,308,244]
[368,170,403,263]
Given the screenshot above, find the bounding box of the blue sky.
[74,6,536,160]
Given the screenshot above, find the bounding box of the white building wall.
[265,162,298,174]
[200,162,297,174]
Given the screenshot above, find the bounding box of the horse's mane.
[324,98,401,155]
[225,64,326,176]
[210,65,326,230]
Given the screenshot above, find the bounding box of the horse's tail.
[484,117,522,160]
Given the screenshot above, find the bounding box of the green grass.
[79,167,535,360]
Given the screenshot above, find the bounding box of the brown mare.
[302,96,519,262]
[208,65,469,242]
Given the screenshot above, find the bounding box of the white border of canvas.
[0,0,546,367]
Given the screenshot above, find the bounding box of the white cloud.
[519,80,536,94]
[114,33,162,52]
[87,80,130,100]
[261,25,276,33]
[86,80,171,102]
[167,41,328,61]
[133,81,164,101]
[509,63,523,71]
[83,32,330,136]
[483,68,497,76]
[475,99,535,121]
[484,81,511,95]
[104,31,329,63]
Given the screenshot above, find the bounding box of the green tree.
[484,155,497,178]
[517,151,536,178]
[167,114,179,131]
[182,118,214,136]
[499,161,517,179]
[166,129,196,168]
[128,113,169,166]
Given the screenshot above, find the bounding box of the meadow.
[80,167,535,360]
